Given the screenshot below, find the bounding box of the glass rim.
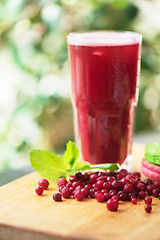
[67,30,142,46]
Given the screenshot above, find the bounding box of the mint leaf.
[30,150,67,181]
[66,163,119,175]
[30,141,119,181]
[64,141,79,168]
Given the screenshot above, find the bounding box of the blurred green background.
[0,0,160,170]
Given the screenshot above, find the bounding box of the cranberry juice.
[67,32,142,165]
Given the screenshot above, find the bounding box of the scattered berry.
[145,204,152,213]
[35,186,43,195]
[38,178,49,189]
[131,198,137,205]
[53,193,62,202]
[107,199,118,211]
[145,197,152,205]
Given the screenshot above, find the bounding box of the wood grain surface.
[0,143,160,240]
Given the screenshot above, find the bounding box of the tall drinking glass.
[67,31,142,168]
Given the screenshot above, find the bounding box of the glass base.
[118,155,133,172]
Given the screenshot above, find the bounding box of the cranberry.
[109,189,117,197]
[59,185,64,193]
[136,182,146,192]
[145,205,152,213]
[152,188,160,197]
[72,181,81,189]
[131,198,137,205]
[74,190,84,201]
[154,180,160,189]
[83,173,90,182]
[120,178,130,187]
[97,176,107,182]
[81,188,89,198]
[107,176,115,183]
[61,187,71,199]
[146,185,155,195]
[75,185,82,191]
[101,189,108,194]
[89,174,98,184]
[85,184,92,190]
[118,190,128,201]
[132,172,141,178]
[111,195,119,202]
[96,180,104,191]
[103,182,111,191]
[57,178,68,188]
[66,183,72,188]
[128,192,136,200]
[144,179,153,186]
[145,197,152,205]
[89,188,96,198]
[129,178,138,187]
[98,172,107,177]
[38,178,49,189]
[69,175,76,183]
[159,193,160,200]
[104,192,110,201]
[96,193,105,203]
[138,191,146,199]
[35,186,43,195]
[53,193,62,202]
[107,199,118,211]
[112,180,122,191]
[75,172,83,181]
[124,183,134,193]
[69,186,75,194]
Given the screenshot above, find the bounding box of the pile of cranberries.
[35,169,160,213]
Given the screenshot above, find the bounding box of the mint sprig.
[30,141,119,181]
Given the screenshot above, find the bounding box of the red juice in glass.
[67,31,142,167]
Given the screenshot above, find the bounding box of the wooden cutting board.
[0,143,160,240]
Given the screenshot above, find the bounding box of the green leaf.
[64,141,79,169]
[30,149,67,181]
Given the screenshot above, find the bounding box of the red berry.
[136,182,146,192]
[145,197,152,205]
[97,176,107,182]
[111,195,119,202]
[145,204,152,213]
[152,188,160,198]
[107,199,118,211]
[132,172,141,178]
[81,188,89,198]
[38,178,49,189]
[104,192,110,201]
[89,174,98,184]
[74,190,84,201]
[35,186,43,195]
[128,192,136,200]
[75,172,83,181]
[109,189,117,197]
[144,179,153,186]
[131,198,137,205]
[103,182,111,191]
[96,193,105,203]
[138,191,146,199]
[57,178,68,188]
[96,180,104,191]
[112,180,122,191]
[107,176,115,183]
[154,180,160,189]
[53,193,62,202]
[69,175,76,183]
[146,185,155,195]
[124,183,134,193]
[120,178,130,187]
[61,187,71,199]
[118,190,128,201]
